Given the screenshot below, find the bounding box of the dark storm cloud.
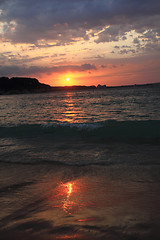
[0,63,97,76]
[0,0,160,44]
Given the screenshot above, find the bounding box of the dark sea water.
[0,86,160,239]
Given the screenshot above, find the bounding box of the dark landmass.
[0,77,160,95]
[0,77,52,94]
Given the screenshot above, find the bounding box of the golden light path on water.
[57,92,82,123]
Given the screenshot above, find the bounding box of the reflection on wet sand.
[0,164,160,240]
[49,180,85,215]
[46,168,160,240]
[55,234,82,239]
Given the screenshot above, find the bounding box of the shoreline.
[0,76,160,95]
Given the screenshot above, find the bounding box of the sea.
[0,86,160,240]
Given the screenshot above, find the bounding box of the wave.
[0,120,160,144]
[1,155,160,166]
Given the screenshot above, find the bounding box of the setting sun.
[57,73,77,86]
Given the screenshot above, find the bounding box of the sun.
[66,77,70,82]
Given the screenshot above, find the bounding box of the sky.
[0,0,160,86]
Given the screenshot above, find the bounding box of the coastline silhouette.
[0,76,159,95]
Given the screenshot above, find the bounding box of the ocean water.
[0,86,160,165]
[0,86,160,239]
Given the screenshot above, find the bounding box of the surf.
[0,120,160,143]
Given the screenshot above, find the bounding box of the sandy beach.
[0,162,160,240]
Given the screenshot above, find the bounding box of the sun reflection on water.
[58,92,80,123]
[49,180,85,215]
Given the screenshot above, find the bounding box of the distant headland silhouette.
[0,77,160,95]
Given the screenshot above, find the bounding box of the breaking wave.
[0,120,160,143]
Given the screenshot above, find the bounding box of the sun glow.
[55,72,80,86]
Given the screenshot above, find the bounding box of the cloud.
[95,25,130,43]
[0,63,97,76]
[0,0,160,44]
[119,49,136,54]
[133,38,140,44]
[0,54,48,65]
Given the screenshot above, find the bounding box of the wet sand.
[0,162,160,240]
